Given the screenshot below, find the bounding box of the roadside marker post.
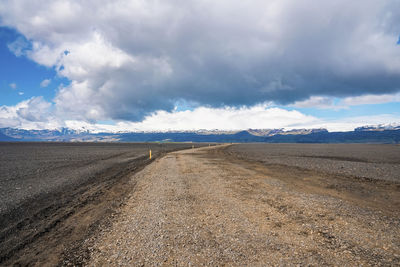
[192,145,194,149]
[149,149,152,160]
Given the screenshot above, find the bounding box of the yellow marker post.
[149,149,152,160]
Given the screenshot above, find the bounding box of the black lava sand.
[0,142,202,265]
[225,143,400,183]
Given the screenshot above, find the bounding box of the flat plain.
[0,142,201,265]
[89,144,400,266]
[1,143,399,266]
[225,143,400,182]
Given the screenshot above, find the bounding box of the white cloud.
[0,97,61,129]
[115,104,318,131]
[0,0,399,123]
[40,78,51,87]
[18,92,24,95]
[290,96,344,110]
[1,99,399,132]
[342,93,400,106]
[290,92,400,110]
[66,106,400,132]
[302,114,400,132]
[1,100,319,131]
[9,83,17,89]
[7,36,29,57]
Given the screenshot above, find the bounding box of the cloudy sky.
[0,0,400,132]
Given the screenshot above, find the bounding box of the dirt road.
[88,145,400,266]
[0,143,202,266]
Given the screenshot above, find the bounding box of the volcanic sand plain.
[89,144,400,266]
[0,143,399,266]
[0,142,200,266]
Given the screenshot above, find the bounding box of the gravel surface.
[226,143,400,182]
[0,142,203,266]
[88,145,400,266]
[0,142,194,214]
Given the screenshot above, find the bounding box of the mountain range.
[0,124,399,143]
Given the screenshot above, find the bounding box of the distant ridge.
[0,131,17,141]
[0,125,399,143]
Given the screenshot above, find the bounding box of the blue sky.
[1,28,53,104]
[0,27,70,105]
[0,0,400,132]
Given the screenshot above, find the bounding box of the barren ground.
[88,145,400,266]
[0,142,202,266]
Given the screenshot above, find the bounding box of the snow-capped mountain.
[355,123,400,131]
[0,124,399,143]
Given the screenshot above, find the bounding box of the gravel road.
[0,142,193,214]
[0,142,204,266]
[88,145,400,266]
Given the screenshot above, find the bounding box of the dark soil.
[2,143,398,266]
[0,142,202,266]
[88,145,400,266]
[214,145,400,216]
[225,143,400,182]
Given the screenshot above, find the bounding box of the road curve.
[88,145,400,266]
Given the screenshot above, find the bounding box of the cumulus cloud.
[0,100,317,131]
[40,78,51,87]
[61,106,400,132]
[117,104,318,131]
[1,98,399,132]
[0,97,61,129]
[1,0,400,122]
